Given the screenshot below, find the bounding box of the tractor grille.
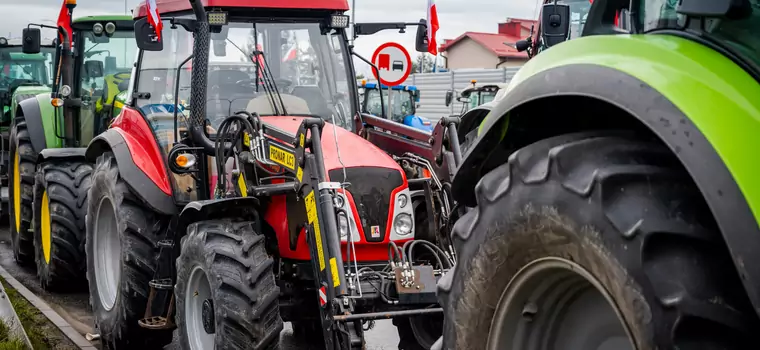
[329,167,403,242]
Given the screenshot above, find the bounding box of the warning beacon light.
[329,15,350,29]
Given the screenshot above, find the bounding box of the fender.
[86,129,176,216]
[37,148,86,164]
[175,197,262,238]
[459,34,760,313]
[15,95,53,153]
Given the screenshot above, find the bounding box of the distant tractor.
[0,38,56,217]
[360,80,432,132]
[13,2,136,291]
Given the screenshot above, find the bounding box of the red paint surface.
[110,107,172,195]
[262,117,408,262]
[134,0,349,17]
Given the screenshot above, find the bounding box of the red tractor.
[83,0,460,349]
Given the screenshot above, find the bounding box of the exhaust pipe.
[186,0,217,154]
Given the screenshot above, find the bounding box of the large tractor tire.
[33,160,92,290]
[8,117,36,265]
[437,132,759,350]
[394,314,444,350]
[176,219,283,350]
[85,152,173,349]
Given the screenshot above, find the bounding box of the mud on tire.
[176,219,283,350]
[33,160,92,291]
[437,132,759,349]
[9,117,36,265]
[85,152,173,349]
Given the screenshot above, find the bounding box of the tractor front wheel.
[437,132,759,350]
[8,117,35,265]
[85,152,173,349]
[176,219,283,350]
[394,314,444,350]
[33,160,92,291]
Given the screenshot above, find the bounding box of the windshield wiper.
[225,36,288,116]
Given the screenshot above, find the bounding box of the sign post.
[371,42,412,120]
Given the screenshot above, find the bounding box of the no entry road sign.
[371,42,412,87]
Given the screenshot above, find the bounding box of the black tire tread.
[176,219,283,350]
[438,132,757,349]
[85,152,172,350]
[9,117,36,264]
[34,160,92,290]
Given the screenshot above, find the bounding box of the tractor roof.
[134,0,350,18]
[8,53,47,61]
[73,15,133,24]
[362,82,417,92]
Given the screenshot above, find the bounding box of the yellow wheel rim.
[41,190,51,264]
[12,151,21,233]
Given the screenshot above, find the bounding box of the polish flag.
[146,0,163,42]
[282,45,297,62]
[56,0,73,48]
[426,0,440,55]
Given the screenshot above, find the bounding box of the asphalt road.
[0,224,400,349]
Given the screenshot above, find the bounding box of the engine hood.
[262,116,404,175]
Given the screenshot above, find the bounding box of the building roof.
[439,32,527,59]
[439,18,537,59]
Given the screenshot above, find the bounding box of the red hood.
[263,116,403,174]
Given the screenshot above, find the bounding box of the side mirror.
[515,39,530,52]
[84,60,104,78]
[105,56,117,73]
[445,90,453,107]
[22,28,41,54]
[134,17,163,51]
[413,90,420,102]
[415,18,428,53]
[541,3,571,48]
[212,40,227,57]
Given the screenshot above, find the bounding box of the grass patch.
[0,316,26,350]
[0,278,77,350]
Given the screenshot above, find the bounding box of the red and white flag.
[146,0,163,41]
[426,0,440,55]
[282,45,297,62]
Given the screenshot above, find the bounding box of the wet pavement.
[0,223,399,349]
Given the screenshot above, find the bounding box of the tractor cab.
[445,80,508,115]
[0,38,56,123]
[359,80,431,131]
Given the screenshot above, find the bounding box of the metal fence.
[360,67,522,120]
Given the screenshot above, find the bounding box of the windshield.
[0,47,56,89]
[77,29,137,145]
[364,88,414,122]
[468,90,498,110]
[639,0,760,69]
[566,0,592,39]
[136,19,355,133]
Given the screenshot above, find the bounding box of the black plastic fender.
[16,97,47,153]
[454,63,760,315]
[86,129,177,216]
[175,197,262,238]
[37,148,87,164]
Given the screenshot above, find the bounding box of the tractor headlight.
[338,213,349,237]
[104,22,116,36]
[0,37,7,46]
[397,194,408,208]
[333,195,345,209]
[393,213,413,236]
[92,23,104,36]
[329,15,349,29]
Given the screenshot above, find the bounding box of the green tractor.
[12,9,136,291]
[437,0,760,349]
[0,38,56,218]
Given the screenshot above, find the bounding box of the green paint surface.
[481,33,760,220]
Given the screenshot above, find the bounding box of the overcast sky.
[0,0,540,75]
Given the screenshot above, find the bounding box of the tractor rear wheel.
[176,219,283,350]
[437,132,759,350]
[33,160,92,291]
[85,152,173,349]
[8,117,35,265]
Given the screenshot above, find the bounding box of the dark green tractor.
[0,38,56,219]
[12,12,136,291]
